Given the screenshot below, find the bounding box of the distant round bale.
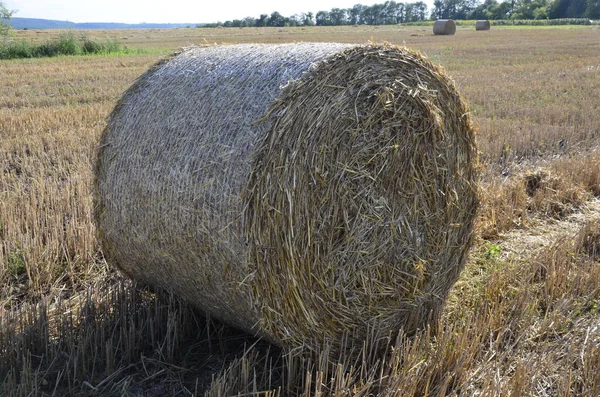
[476,20,491,31]
[94,43,478,353]
[433,19,456,35]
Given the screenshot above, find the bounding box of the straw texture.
[95,43,478,353]
[433,19,457,35]
[476,20,491,31]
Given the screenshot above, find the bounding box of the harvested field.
[1,25,599,396]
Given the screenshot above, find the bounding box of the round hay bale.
[94,43,478,353]
[433,19,456,35]
[476,20,491,31]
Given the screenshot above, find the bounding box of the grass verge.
[0,33,146,59]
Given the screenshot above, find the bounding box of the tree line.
[435,0,599,20]
[204,0,600,28]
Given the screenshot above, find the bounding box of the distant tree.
[394,2,407,22]
[431,0,477,19]
[329,8,348,24]
[511,0,549,19]
[469,0,499,19]
[380,1,396,23]
[459,0,479,18]
[511,0,535,18]
[495,1,515,18]
[413,1,428,19]
[432,0,445,18]
[256,14,269,27]
[548,0,569,17]
[431,0,452,19]
[288,14,303,26]
[566,0,587,16]
[349,4,365,24]
[1,1,16,39]
[404,2,415,20]
[267,11,286,27]
[549,0,588,17]
[370,3,386,24]
[207,1,430,30]
[315,10,332,25]
[243,17,257,27]
[404,1,428,21]
[301,12,315,26]
[361,5,378,24]
[586,0,600,18]
[384,1,400,23]
[533,4,549,18]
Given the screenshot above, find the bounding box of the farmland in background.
[1,25,599,395]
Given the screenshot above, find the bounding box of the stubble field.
[1,25,599,396]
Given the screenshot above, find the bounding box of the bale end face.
[247,45,478,349]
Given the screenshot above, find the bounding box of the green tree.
[432,0,445,18]
[431,0,477,19]
[329,8,348,25]
[469,0,499,18]
[413,2,428,20]
[1,1,16,39]
[256,14,269,27]
[381,1,400,23]
[267,11,286,27]
[533,4,549,18]
[370,3,386,24]
[349,4,365,24]
[495,0,515,17]
[548,0,587,17]
[403,1,428,21]
[361,4,383,24]
[315,10,332,25]
[301,12,315,26]
[566,0,587,16]
[548,0,569,17]
[586,0,600,18]
[394,2,407,22]
[288,14,303,26]
[511,0,549,19]
[243,17,256,27]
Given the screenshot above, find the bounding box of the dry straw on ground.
[95,43,478,354]
[476,20,491,31]
[433,19,457,35]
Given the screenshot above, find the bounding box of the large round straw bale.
[95,43,478,353]
[433,19,456,35]
[476,20,491,31]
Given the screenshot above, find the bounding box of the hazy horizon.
[4,0,435,24]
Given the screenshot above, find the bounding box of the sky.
[3,0,434,24]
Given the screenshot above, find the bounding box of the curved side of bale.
[95,43,479,353]
[433,19,456,35]
[94,43,351,337]
[476,20,491,31]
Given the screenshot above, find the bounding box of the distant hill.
[8,17,200,30]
